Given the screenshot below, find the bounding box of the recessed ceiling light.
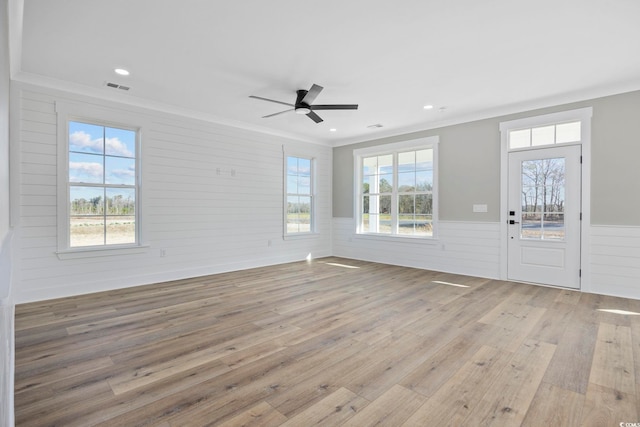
[423,105,434,110]
[329,128,337,132]
[114,68,130,76]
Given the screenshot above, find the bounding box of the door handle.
[509,220,520,225]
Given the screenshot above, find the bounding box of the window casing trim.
[353,136,439,239]
[55,101,147,258]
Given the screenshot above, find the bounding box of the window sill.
[56,244,150,260]
[354,233,439,245]
[283,232,319,241]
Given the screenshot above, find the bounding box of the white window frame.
[353,136,439,240]
[55,101,148,259]
[283,152,316,237]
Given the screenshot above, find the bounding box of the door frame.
[499,107,593,291]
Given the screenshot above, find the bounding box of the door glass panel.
[520,157,566,240]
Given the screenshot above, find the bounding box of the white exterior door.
[507,145,582,288]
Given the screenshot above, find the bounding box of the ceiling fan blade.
[262,109,294,118]
[249,95,294,108]
[306,110,323,123]
[301,84,323,105]
[311,104,359,110]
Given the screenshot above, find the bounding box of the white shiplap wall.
[13,83,332,303]
[332,218,501,279]
[590,225,640,300]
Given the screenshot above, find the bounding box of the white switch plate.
[473,204,488,213]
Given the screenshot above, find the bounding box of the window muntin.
[68,121,138,247]
[286,156,313,234]
[357,140,436,238]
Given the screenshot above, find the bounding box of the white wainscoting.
[590,225,640,300]
[12,83,332,303]
[332,218,501,279]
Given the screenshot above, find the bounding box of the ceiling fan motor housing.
[295,90,311,114]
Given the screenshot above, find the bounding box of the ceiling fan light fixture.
[295,107,311,115]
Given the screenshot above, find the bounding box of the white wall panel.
[590,225,640,300]
[13,83,332,303]
[332,218,501,279]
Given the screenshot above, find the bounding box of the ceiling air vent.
[105,82,130,91]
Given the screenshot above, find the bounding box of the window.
[67,120,138,247]
[355,137,438,238]
[285,155,314,234]
[509,121,581,150]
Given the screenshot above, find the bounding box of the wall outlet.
[160,249,167,257]
[473,204,488,213]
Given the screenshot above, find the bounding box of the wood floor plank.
[13,257,640,426]
[213,401,288,427]
[589,321,636,395]
[341,384,425,427]
[460,339,556,426]
[580,383,638,427]
[279,387,368,426]
[521,382,584,427]
[402,345,512,427]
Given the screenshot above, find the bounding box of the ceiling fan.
[249,84,358,123]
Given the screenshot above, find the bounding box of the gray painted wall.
[333,90,640,226]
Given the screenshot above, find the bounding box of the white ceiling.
[10,0,640,145]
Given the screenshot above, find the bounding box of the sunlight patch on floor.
[324,262,360,269]
[431,280,470,288]
[597,308,640,316]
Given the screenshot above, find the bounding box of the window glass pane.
[298,176,311,195]
[104,127,136,157]
[416,170,432,191]
[287,174,298,194]
[556,121,581,143]
[398,151,415,173]
[363,156,377,176]
[398,172,415,192]
[287,156,298,174]
[379,174,393,192]
[415,215,432,236]
[543,213,564,240]
[510,129,531,149]
[416,149,433,170]
[106,188,135,216]
[105,156,135,185]
[416,194,432,215]
[70,186,105,248]
[69,121,104,154]
[378,154,393,175]
[362,175,371,194]
[531,125,555,146]
[398,195,414,214]
[106,216,136,245]
[521,212,542,239]
[378,195,391,234]
[70,186,104,216]
[70,216,105,247]
[69,152,103,184]
[297,158,311,176]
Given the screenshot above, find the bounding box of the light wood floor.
[14,257,640,426]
